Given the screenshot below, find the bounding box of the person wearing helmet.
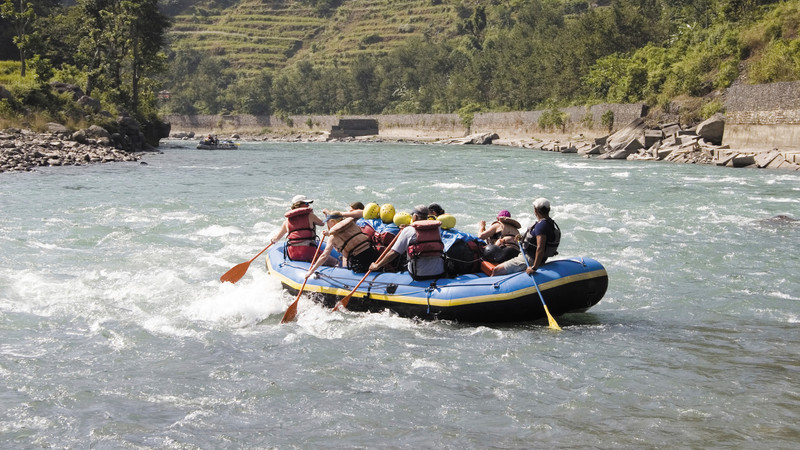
[479,210,522,264]
[374,204,399,253]
[369,205,445,280]
[437,213,483,275]
[491,198,561,276]
[306,212,380,276]
[428,203,445,220]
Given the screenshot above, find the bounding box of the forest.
[1,0,799,128]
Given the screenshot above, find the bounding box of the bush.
[538,107,567,131]
[700,99,724,119]
[601,110,614,132]
[457,102,481,129]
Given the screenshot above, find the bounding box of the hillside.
[168,0,459,75]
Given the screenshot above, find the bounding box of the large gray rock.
[696,114,725,145]
[0,84,11,100]
[46,122,70,136]
[606,118,646,151]
[87,125,111,139]
[77,95,101,113]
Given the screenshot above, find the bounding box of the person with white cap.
[490,197,561,276]
[270,194,334,263]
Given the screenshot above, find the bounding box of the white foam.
[196,225,244,237]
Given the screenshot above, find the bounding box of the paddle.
[280,239,325,323]
[333,231,402,312]
[219,241,275,284]
[517,240,562,331]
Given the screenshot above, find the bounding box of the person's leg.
[491,254,527,276]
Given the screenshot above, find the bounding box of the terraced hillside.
[169,0,459,76]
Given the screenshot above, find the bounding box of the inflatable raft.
[266,243,608,323]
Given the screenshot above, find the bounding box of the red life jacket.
[284,207,317,261]
[407,220,444,259]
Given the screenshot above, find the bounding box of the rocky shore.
[1,125,146,173]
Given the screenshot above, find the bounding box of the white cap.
[533,197,550,211]
[292,194,313,204]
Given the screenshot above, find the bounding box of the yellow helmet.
[437,213,456,230]
[363,202,380,220]
[380,204,396,223]
[393,212,412,227]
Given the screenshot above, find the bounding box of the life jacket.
[522,218,561,260]
[328,217,371,258]
[490,217,521,244]
[407,220,445,259]
[374,222,400,252]
[284,207,317,261]
[357,217,381,242]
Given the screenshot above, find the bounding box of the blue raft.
[266,243,608,324]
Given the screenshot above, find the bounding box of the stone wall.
[164,103,647,140]
[724,81,800,151]
[471,103,647,139]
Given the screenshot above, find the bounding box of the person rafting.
[305,212,380,276]
[428,203,445,219]
[479,210,522,264]
[271,194,333,263]
[369,205,445,280]
[373,203,399,252]
[437,213,483,275]
[490,198,560,276]
[323,201,364,219]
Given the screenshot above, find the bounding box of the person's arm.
[341,209,363,219]
[306,235,334,277]
[271,221,288,244]
[310,212,324,227]
[369,250,399,271]
[526,234,547,274]
[478,222,500,240]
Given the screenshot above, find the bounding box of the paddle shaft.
[333,231,403,311]
[280,239,325,323]
[517,240,561,330]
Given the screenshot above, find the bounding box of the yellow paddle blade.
[543,305,562,331]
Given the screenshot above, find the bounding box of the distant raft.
[196,140,237,150]
[266,243,608,324]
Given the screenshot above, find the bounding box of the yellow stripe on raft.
[267,258,607,308]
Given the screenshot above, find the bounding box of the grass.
[167,0,458,72]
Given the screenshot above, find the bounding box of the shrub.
[700,99,724,119]
[601,110,614,132]
[538,107,566,131]
[457,102,481,129]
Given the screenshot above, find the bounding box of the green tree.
[1,0,37,76]
[74,0,170,115]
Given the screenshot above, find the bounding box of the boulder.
[77,95,102,113]
[606,118,646,150]
[87,125,111,139]
[0,84,12,101]
[118,116,140,134]
[49,81,85,101]
[696,114,725,145]
[46,123,70,136]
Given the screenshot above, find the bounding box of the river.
[1,141,798,448]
